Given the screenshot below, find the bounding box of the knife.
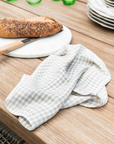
[0,37,38,55]
[0,30,63,55]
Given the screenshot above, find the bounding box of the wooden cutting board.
[0,26,72,58]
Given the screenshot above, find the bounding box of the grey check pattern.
[5,44,111,131]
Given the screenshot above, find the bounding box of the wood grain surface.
[1,94,114,144]
[0,0,114,144]
[0,1,114,98]
[2,0,114,47]
[77,0,87,3]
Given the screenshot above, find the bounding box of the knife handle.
[0,40,24,55]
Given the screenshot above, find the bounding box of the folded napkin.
[5,44,111,131]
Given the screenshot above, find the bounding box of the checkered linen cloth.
[5,44,111,131]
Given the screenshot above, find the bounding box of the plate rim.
[88,0,114,19]
[87,11,114,30]
[87,5,114,23]
[3,25,72,58]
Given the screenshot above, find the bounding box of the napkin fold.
[5,44,111,131]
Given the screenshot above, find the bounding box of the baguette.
[0,16,63,38]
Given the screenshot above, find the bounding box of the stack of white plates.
[87,0,114,29]
[105,0,114,7]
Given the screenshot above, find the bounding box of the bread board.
[0,26,72,58]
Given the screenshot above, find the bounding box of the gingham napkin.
[5,44,111,131]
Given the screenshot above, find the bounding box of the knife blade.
[22,37,38,45]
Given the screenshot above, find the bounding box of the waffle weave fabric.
[5,44,111,131]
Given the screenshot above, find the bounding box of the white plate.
[88,10,114,26]
[87,10,114,27]
[87,5,114,23]
[0,26,72,58]
[105,0,114,4]
[106,2,114,7]
[88,0,114,19]
[87,11,114,29]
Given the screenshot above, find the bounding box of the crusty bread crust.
[0,16,63,38]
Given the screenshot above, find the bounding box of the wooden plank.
[1,96,114,144]
[0,1,35,18]
[77,0,87,3]
[0,34,114,99]
[0,56,43,144]
[0,1,113,98]
[0,44,114,143]
[0,2,114,144]
[0,56,42,96]
[0,100,45,144]
[2,0,114,47]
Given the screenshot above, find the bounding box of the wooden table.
[0,0,114,143]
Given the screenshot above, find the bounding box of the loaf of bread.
[0,16,63,38]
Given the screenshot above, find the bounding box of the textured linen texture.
[5,44,111,131]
